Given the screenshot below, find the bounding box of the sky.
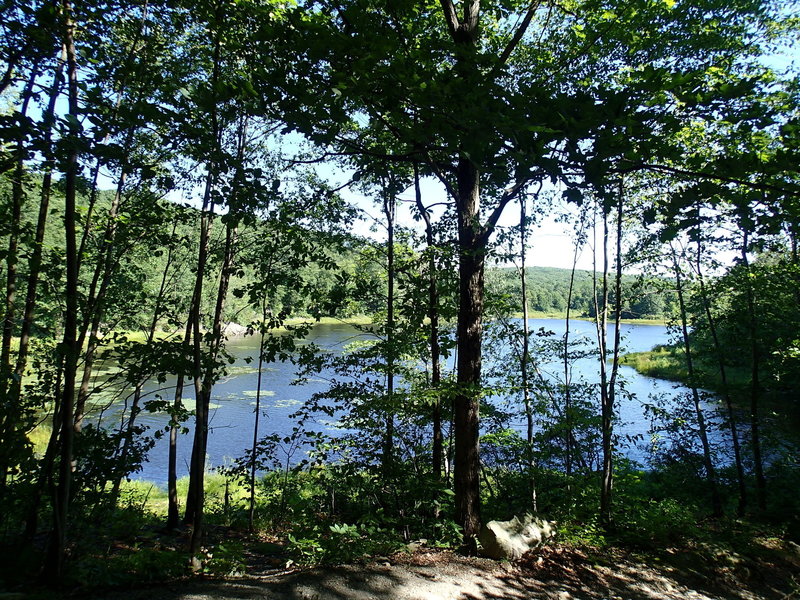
[332,169,600,272]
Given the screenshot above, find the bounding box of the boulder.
[222,322,249,337]
[478,515,555,560]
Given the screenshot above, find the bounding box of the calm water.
[104,319,717,484]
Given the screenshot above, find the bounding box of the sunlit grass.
[510,311,667,325]
[27,422,52,454]
[120,472,251,515]
[622,345,750,393]
[621,346,689,382]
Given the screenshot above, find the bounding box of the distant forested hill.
[485,266,676,319]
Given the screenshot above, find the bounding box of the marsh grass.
[621,345,749,393]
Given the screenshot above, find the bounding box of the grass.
[510,311,667,325]
[27,423,52,454]
[119,473,251,516]
[621,345,750,393]
[621,345,690,383]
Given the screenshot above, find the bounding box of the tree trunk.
[74,173,127,432]
[18,55,65,542]
[694,238,746,515]
[671,245,723,517]
[167,313,193,531]
[413,165,443,481]
[0,66,37,390]
[518,195,537,511]
[11,51,63,391]
[43,2,80,579]
[453,157,483,550]
[563,216,584,477]
[594,202,612,529]
[188,217,237,556]
[183,177,214,547]
[249,308,267,531]
[741,230,766,510]
[0,65,37,493]
[110,220,178,504]
[382,188,395,476]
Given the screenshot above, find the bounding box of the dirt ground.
[76,542,800,600]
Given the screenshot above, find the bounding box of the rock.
[478,514,555,560]
[222,322,249,337]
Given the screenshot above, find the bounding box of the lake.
[106,319,721,484]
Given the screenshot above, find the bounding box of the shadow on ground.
[74,542,800,600]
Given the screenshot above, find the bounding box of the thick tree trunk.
[188,218,236,556]
[18,57,65,542]
[183,177,214,544]
[453,158,483,549]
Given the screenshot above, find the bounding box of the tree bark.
[453,157,483,549]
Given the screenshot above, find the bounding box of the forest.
[1,0,799,594]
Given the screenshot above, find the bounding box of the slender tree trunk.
[382,189,395,476]
[0,65,38,493]
[110,221,178,503]
[167,313,193,530]
[12,52,64,389]
[0,66,37,387]
[183,178,214,545]
[518,195,537,511]
[741,230,766,510]
[249,309,267,531]
[44,2,80,579]
[671,245,723,517]
[563,217,584,477]
[413,166,443,481]
[74,173,127,432]
[694,239,747,515]
[594,201,612,528]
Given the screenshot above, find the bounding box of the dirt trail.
[82,545,799,600]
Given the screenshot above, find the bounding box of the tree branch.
[480,176,534,244]
[498,1,540,65]
[619,160,800,197]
